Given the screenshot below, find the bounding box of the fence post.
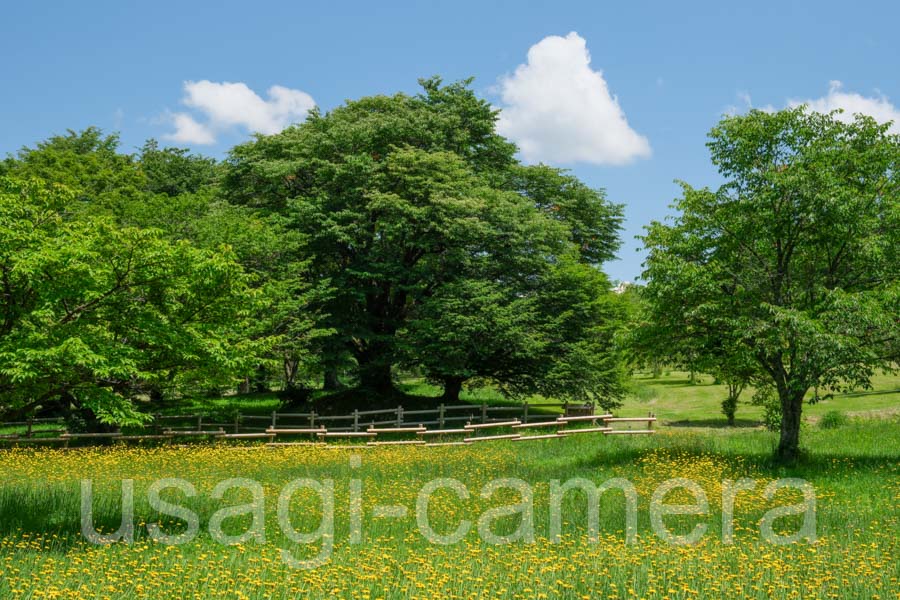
[481,403,487,423]
[649,411,654,430]
[153,413,160,435]
[523,401,529,424]
[271,411,278,429]
[234,413,240,434]
[309,412,316,429]
[26,418,33,439]
[397,406,404,427]
[563,401,569,417]
[197,414,203,432]
[352,409,359,432]
[438,403,445,428]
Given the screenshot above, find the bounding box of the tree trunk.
[238,377,251,395]
[776,389,805,462]
[283,357,299,390]
[323,367,342,392]
[442,376,464,403]
[355,339,396,397]
[252,365,270,393]
[358,362,393,395]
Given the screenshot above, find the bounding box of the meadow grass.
[402,371,900,426]
[0,415,897,599]
[156,371,899,427]
[622,371,900,427]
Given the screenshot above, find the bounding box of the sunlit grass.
[154,372,899,431]
[400,371,900,428]
[0,419,897,599]
[625,371,900,427]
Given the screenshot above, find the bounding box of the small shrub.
[819,410,848,429]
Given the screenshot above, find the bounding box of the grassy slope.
[166,371,900,430]
[622,371,900,426]
[402,371,900,427]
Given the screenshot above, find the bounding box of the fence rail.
[0,402,660,448]
[0,401,595,439]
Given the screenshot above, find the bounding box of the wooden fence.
[0,402,656,448]
[147,401,596,435]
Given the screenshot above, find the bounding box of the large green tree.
[0,177,265,424]
[403,255,626,408]
[5,128,323,397]
[641,108,899,460]
[224,78,625,401]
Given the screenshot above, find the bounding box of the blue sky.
[2,0,898,282]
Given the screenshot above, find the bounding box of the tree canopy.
[0,177,265,424]
[223,78,626,404]
[0,78,628,423]
[641,107,899,460]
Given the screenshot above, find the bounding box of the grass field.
[621,371,900,427]
[0,391,898,599]
[170,371,900,426]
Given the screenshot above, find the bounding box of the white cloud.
[788,81,900,133]
[496,32,651,166]
[165,112,216,145]
[163,80,316,145]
